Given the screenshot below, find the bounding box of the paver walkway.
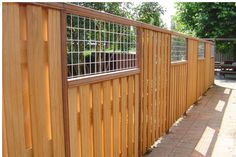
[144,79,236,157]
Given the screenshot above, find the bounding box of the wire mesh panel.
[211,44,215,57]
[198,42,205,59]
[66,14,137,79]
[171,35,187,62]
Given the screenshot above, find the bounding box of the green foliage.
[216,41,236,54]
[71,2,165,27]
[174,2,236,54]
[134,2,165,27]
[72,2,129,17]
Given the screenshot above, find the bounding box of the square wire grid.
[198,42,205,59]
[211,44,215,57]
[66,14,137,79]
[171,35,187,62]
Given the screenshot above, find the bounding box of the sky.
[158,1,176,29]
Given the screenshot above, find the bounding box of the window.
[198,42,205,59]
[66,14,137,79]
[211,45,215,57]
[171,35,187,62]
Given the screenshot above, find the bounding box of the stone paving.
[144,79,236,157]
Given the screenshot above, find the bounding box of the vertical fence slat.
[19,4,32,150]
[142,29,148,152]
[159,32,163,136]
[128,76,134,157]
[134,75,139,157]
[92,83,103,157]
[121,78,127,157]
[167,34,171,129]
[147,30,153,146]
[158,32,162,135]
[166,34,170,129]
[181,65,184,113]
[68,88,80,157]
[156,32,161,138]
[171,67,174,123]
[48,9,65,157]
[174,66,177,121]
[113,79,120,157]
[3,3,216,157]
[3,103,8,157]
[152,32,157,140]
[79,85,92,157]
[26,5,52,157]
[3,3,26,157]
[103,81,112,157]
[139,28,144,156]
[164,34,168,132]
[187,39,196,106]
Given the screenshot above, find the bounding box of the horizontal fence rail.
[3,2,215,157]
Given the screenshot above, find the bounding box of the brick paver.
[144,80,236,157]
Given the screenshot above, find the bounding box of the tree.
[72,2,131,17]
[134,2,165,27]
[71,2,165,27]
[174,3,236,54]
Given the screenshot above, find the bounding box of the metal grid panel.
[211,45,215,57]
[66,14,137,79]
[171,35,187,62]
[198,42,205,59]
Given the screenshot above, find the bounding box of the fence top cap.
[22,2,214,44]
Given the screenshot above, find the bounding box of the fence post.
[136,26,143,157]
[60,9,71,157]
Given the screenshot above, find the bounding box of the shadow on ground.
[143,77,236,157]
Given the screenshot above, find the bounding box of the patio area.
[144,78,236,157]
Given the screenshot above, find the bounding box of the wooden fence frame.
[3,3,215,157]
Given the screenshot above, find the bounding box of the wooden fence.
[215,51,235,62]
[3,3,215,157]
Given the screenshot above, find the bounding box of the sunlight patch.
[215,100,225,112]
[195,126,215,156]
[224,89,230,94]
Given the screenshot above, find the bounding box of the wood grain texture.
[68,88,80,157]
[103,81,112,157]
[139,28,144,156]
[152,32,157,140]
[134,75,139,157]
[60,10,70,157]
[3,3,215,157]
[67,75,139,157]
[147,30,153,147]
[139,30,171,154]
[197,59,206,98]
[26,5,52,157]
[169,57,188,124]
[79,85,92,157]
[3,3,26,157]
[142,29,148,153]
[48,9,65,157]
[187,39,198,107]
[112,79,120,157]
[3,104,8,157]
[3,3,67,157]
[92,83,103,157]
[121,77,128,157]
[128,76,134,157]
